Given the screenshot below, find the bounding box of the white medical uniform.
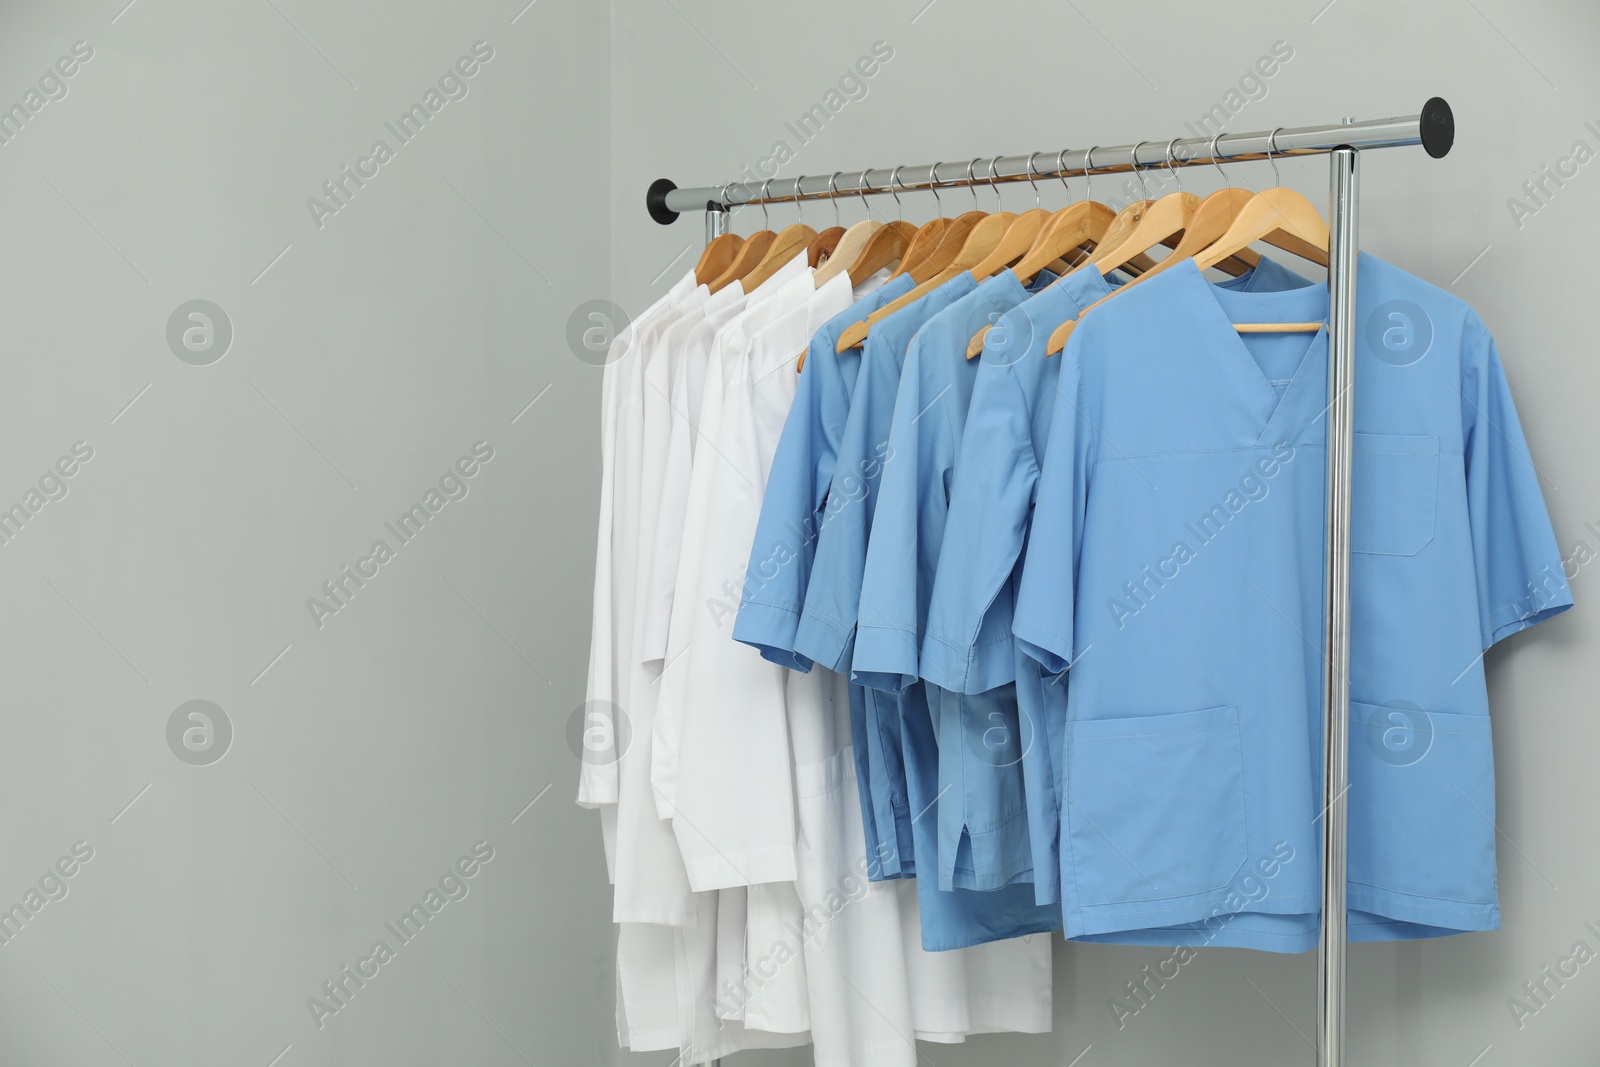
[635,255,821,1055]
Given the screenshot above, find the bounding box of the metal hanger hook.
[720,182,738,233]
[827,171,843,227]
[1266,128,1284,186]
[1129,141,1150,199]
[759,177,773,229]
[1082,146,1099,202]
[888,165,905,220]
[986,156,1004,209]
[965,157,982,210]
[1025,151,1043,207]
[1055,148,1073,202]
[926,161,945,217]
[857,167,874,220]
[1209,133,1230,188]
[794,174,806,224]
[1164,138,1183,190]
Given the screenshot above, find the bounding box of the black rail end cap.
[647,178,679,225]
[1421,97,1454,159]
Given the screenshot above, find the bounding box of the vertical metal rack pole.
[1319,144,1360,1067]
[706,202,730,242]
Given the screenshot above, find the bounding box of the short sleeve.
[1013,343,1092,674]
[734,344,826,671]
[853,338,937,691]
[919,365,1039,693]
[794,331,900,671]
[1461,314,1572,648]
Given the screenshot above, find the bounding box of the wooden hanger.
[694,232,743,286]
[813,219,880,286]
[1190,186,1327,333]
[840,209,1015,347]
[895,160,1010,287]
[802,174,911,371]
[1194,131,1329,274]
[846,218,919,287]
[1087,191,1246,278]
[838,160,998,350]
[956,158,1041,283]
[967,207,1048,279]
[831,213,952,352]
[808,226,844,266]
[887,163,987,283]
[739,221,818,291]
[975,157,1087,289]
[1070,144,1256,283]
[707,230,774,292]
[963,201,1180,358]
[797,218,884,373]
[902,210,986,276]
[1006,200,1117,285]
[1040,138,1273,353]
[1045,140,1333,352]
[1193,188,1329,273]
[966,156,1057,283]
[818,169,892,287]
[835,207,988,350]
[840,165,943,294]
[960,200,1116,356]
[1043,185,1260,353]
[741,175,824,289]
[703,182,770,292]
[803,171,849,269]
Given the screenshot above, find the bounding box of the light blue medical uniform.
[843,271,1068,948]
[792,273,982,878]
[733,273,916,877]
[1014,252,1570,950]
[854,268,1070,897]
[923,256,1313,907]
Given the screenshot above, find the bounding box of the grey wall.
[0,0,619,1064]
[609,1,1600,1065]
[0,0,1595,1065]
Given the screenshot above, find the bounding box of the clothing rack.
[644,98,1455,1067]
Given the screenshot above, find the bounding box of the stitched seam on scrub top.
[1075,893,1301,917]
[920,628,966,653]
[1092,444,1313,467]
[857,620,917,642]
[799,604,852,633]
[1069,724,1239,742]
[923,625,1013,656]
[1349,882,1495,909]
[963,803,1032,836]
[1491,598,1566,626]
[1074,888,1322,914]
[1011,620,1075,646]
[740,595,803,615]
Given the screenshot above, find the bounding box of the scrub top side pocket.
[1347,701,1497,907]
[1064,705,1247,909]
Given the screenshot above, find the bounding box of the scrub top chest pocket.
[1352,433,1440,556]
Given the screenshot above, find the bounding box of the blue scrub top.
[1015,252,1571,950]
[852,267,1082,898]
[923,256,1314,906]
[732,272,916,878]
[736,273,916,669]
[852,268,1063,691]
[844,271,1070,947]
[792,273,982,880]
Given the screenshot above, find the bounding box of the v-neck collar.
[1176,257,1331,445]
